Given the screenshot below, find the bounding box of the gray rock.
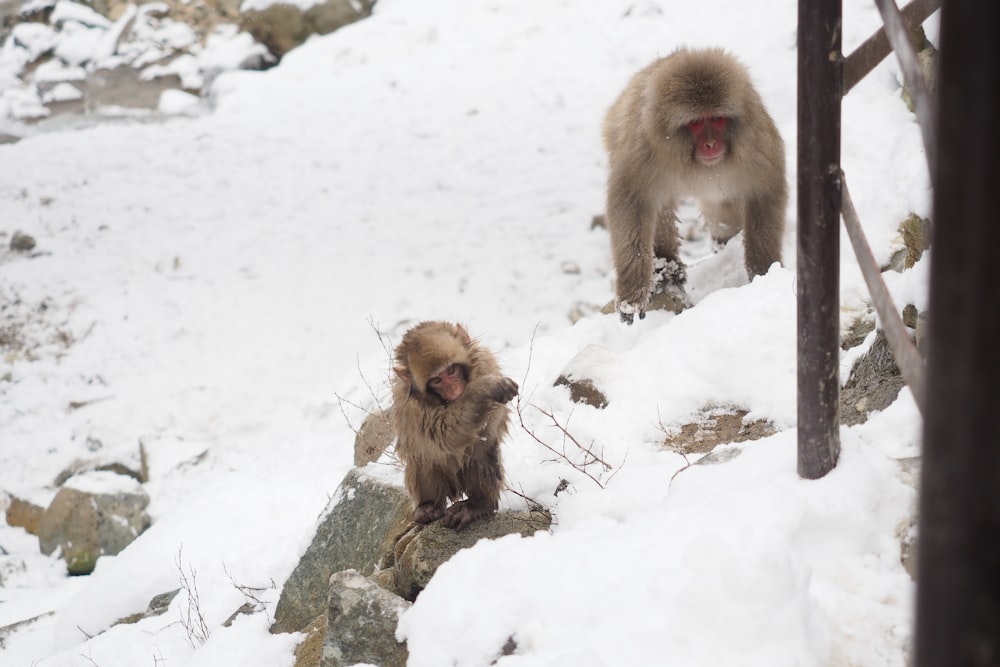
[321,570,410,667]
[37,471,150,575]
[271,468,412,634]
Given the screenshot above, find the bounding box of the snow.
[0,0,932,665]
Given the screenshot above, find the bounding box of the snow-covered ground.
[1,0,932,665]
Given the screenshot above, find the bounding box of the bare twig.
[513,325,625,489]
[335,316,395,435]
[175,548,209,647]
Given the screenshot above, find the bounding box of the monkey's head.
[644,48,754,166]
[393,321,472,403]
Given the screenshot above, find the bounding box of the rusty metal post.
[915,0,1000,664]
[797,0,843,479]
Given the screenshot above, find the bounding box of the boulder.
[271,467,412,634]
[321,569,410,667]
[37,471,150,575]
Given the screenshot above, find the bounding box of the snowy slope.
[1,0,931,665]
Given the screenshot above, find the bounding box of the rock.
[53,458,143,486]
[114,589,180,625]
[37,471,150,575]
[354,409,394,467]
[840,330,905,426]
[321,570,410,667]
[554,345,613,409]
[241,0,375,59]
[554,375,608,409]
[841,306,876,350]
[661,406,777,456]
[271,467,413,634]
[9,231,36,252]
[293,614,327,667]
[888,213,933,272]
[5,495,44,535]
[378,510,552,601]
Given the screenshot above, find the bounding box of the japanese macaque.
[391,321,518,530]
[603,47,788,323]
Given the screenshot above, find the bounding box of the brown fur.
[603,47,788,322]
[391,321,518,530]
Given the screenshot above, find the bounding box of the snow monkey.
[391,321,519,531]
[603,47,788,323]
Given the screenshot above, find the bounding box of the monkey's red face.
[427,363,466,402]
[688,116,728,165]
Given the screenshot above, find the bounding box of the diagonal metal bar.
[840,175,927,414]
[873,0,938,179]
[843,0,941,94]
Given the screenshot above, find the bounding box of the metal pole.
[797,0,843,479]
[915,0,1000,664]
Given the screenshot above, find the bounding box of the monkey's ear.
[454,324,472,346]
[393,365,411,384]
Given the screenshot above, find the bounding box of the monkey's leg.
[444,443,503,531]
[652,208,688,288]
[742,192,785,277]
[646,208,690,313]
[407,462,450,524]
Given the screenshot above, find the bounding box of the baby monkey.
[391,321,518,530]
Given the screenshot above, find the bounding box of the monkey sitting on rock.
[603,47,788,323]
[391,321,518,531]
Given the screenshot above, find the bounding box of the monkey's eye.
[710,116,728,130]
[688,118,705,130]
[428,376,441,386]
[444,364,459,377]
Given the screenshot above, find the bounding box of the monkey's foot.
[443,500,492,531]
[652,258,688,289]
[614,298,646,325]
[413,502,445,525]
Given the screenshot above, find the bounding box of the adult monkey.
[603,47,788,323]
[391,321,518,531]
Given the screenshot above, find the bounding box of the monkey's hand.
[487,376,519,404]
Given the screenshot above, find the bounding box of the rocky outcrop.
[275,465,552,667]
[1,0,375,133]
[37,471,150,575]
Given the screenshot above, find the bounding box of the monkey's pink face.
[688,116,728,165]
[427,363,466,402]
